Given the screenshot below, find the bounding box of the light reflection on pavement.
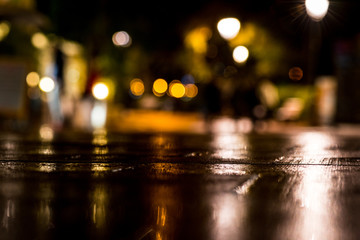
[1,125,360,239]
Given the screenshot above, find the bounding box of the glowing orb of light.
[233,46,249,63]
[92,83,109,100]
[305,0,329,21]
[153,78,168,96]
[169,80,185,98]
[112,31,131,47]
[217,18,241,40]
[130,78,145,97]
[39,77,55,93]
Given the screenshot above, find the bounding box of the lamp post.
[305,0,329,84]
[305,0,333,125]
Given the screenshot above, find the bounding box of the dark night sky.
[35,0,360,60]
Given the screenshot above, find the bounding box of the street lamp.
[39,77,55,93]
[92,82,109,100]
[305,0,329,21]
[217,18,241,40]
[233,46,249,64]
[112,31,131,47]
[305,0,332,125]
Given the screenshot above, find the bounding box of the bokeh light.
[153,78,168,96]
[91,102,107,129]
[39,124,54,141]
[233,46,249,63]
[130,78,145,97]
[0,21,10,41]
[112,31,131,47]
[92,82,109,100]
[184,27,212,54]
[39,77,55,93]
[169,80,185,98]
[289,67,303,81]
[237,117,253,133]
[185,84,198,98]
[217,18,241,40]
[61,41,82,56]
[31,32,49,49]
[26,72,40,87]
[305,0,329,21]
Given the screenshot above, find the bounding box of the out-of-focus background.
[0,0,359,134]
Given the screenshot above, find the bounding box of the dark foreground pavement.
[1,128,360,239]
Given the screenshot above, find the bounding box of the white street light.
[39,77,55,93]
[92,82,109,100]
[112,31,131,47]
[217,18,241,40]
[233,46,249,63]
[305,0,329,21]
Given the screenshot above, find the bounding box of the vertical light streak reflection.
[296,132,335,159]
[151,135,174,160]
[92,129,109,158]
[281,132,340,240]
[1,138,19,160]
[211,189,246,239]
[37,124,55,157]
[91,184,108,229]
[150,185,176,240]
[0,181,22,231]
[92,129,108,146]
[156,206,166,227]
[211,134,248,160]
[1,200,15,230]
[292,167,339,240]
[37,183,54,230]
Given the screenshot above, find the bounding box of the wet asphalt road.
[1,129,360,239]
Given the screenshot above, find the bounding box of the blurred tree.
[180,21,296,84]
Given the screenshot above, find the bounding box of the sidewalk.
[106,106,360,136]
[106,106,205,133]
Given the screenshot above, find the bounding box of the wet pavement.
[1,127,360,239]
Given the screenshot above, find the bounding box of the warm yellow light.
[39,124,54,141]
[31,32,49,49]
[217,18,241,40]
[153,78,168,96]
[305,0,329,21]
[61,41,82,56]
[169,81,185,98]
[130,78,145,96]
[233,46,249,63]
[185,84,198,98]
[112,31,131,47]
[0,21,10,41]
[26,72,40,87]
[39,77,55,93]
[92,83,109,100]
[184,27,212,54]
